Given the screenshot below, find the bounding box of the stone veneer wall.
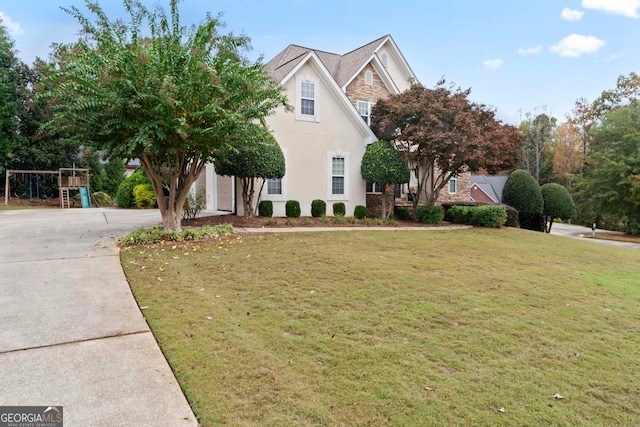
[345,64,391,107]
[365,185,396,217]
[436,171,472,204]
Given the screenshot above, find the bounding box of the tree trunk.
[241,177,256,218]
[161,207,182,231]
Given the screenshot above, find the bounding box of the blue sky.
[2,0,639,124]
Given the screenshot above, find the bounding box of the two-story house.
[199,35,470,216]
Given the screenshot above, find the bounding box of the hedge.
[416,205,444,224]
[311,199,326,217]
[333,202,346,216]
[285,200,301,218]
[354,205,367,219]
[258,200,273,217]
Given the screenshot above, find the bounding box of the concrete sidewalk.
[0,208,197,426]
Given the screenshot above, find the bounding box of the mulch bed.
[183,214,449,229]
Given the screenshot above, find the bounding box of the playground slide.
[79,186,92,208]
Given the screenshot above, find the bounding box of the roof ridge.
[340,34,389,57]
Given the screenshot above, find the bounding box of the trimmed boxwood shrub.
[417,205,444,224]
[285,200,301,218]
[520,213,545,232]
[258,200,273,217]
[471,205,507,228]
[115,170,153,208]
[133,184,156,209]
[448,206,473,224]
[311,199,326,217]
[354,205,367,219]
[395,207,411,221]
[333,202,346,216]
[541,183,576,232]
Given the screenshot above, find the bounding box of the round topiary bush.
[333,202,346,216]
[502,170,543,231]
[285,200,301,218]
[311,199,326,217]
[258,200,273,217]
[354,205,367,219]
[541,183,576,232]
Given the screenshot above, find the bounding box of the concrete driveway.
[0,208,197,426]
[550,222,640,250]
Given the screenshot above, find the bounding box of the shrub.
[258,200,273,217]
[503,204,520,228]
[448,206,473,224]
[92,191,113,207]
[333,202,346,216]
[133,184,156,209]
[182,190,206,220]
[285,200,301,218]
[395,207,411,221]
[520,213,545,232]
[354,205,367,219]
[541,183,576,221]
[470,205,507,228]
[417,205,444,224]
[502,170,543,216]
[116,171,153,208]
[311,199,326,217]
[120,224,235,246]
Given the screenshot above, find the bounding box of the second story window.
[357,101,374,126]
[300,81,315,116]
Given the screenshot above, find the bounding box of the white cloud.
[549,34,606,57]
[582,0,640,18]
[561,8,585,20]
[518,46,542,56]
[0,12,24,36]
[483,59,503,70]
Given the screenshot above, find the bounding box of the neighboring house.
[470,174,508,204]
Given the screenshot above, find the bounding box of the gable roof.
[470,175,508,203]
[264,35,415,89]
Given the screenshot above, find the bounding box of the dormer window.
[380,53,388,67]
[365,70,373,85]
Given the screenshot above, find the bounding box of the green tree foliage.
[0,21,28,176]
[541,183,576,233]
[577,105,640,234]
[42,0,287,230]
[116,170,152,208]
[214,129,285,218]
[519,111,557,184]
[502,170,543,231]
[371,81,522,214]
[360,140,409,219]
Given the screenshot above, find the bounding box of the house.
[470,174,508,204]
[200,35,470,216]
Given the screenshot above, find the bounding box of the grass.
[589,233,640,244]
[0,205,35,210]
[122,228,640,426]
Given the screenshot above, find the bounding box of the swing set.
[4,167,91,208]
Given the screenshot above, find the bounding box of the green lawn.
[122,228,640,426]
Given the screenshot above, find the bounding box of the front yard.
[122,228,640,426]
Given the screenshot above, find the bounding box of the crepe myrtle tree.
[371,80,522,215]
[360,140,409,220]
[214,127,285,218]
[41,0,288,231]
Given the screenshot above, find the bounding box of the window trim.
[263,149,287,201]
[448,177,457,194]
[327,151,349,201]
[364,70,373,85]
[357,100,374,126]
[296,77,319,122]
[366,182,383,194]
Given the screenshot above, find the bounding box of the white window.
[448,177,457,194]
[332,157,345,195]
[357,101,374,126]
[365,70,373,85]
[327,152,349,200]
[267,178,282,195]
[300,81,315,115]
[380,53,388,67]
[366,182,383,194]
